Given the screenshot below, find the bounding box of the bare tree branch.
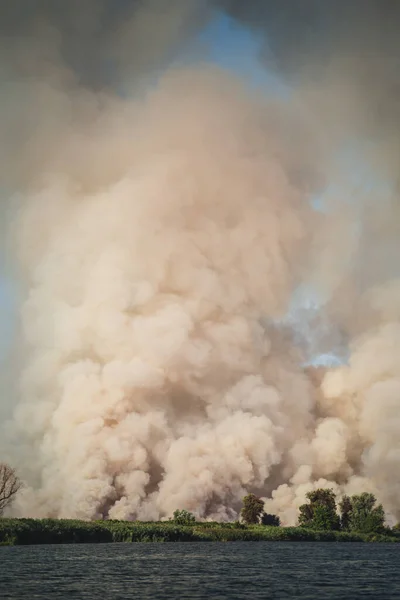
[0,463,22,515]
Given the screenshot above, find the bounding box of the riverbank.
[1,518,399,545]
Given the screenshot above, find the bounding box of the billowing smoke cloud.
[1,1,400,523]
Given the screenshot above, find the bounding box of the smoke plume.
[1,1,400,523]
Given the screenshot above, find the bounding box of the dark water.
[1,542,399,599]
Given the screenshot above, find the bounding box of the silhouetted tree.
[261,512,281,526]
[0,463,22,516]
[241,494,264,524]
[298,488,340,531]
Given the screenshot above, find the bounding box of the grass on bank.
[1,518,399,545]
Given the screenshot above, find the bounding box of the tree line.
[239,489,398,536]
[0,461,399,539]
[167,490,398,537]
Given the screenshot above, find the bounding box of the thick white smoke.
[1,1,400,524]
[5,67,318,520]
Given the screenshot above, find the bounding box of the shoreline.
[1,518,399,545]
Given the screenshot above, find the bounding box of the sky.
[195,12,290,97]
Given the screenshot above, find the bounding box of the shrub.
[261,513,280,527]
[172,510,196,526]
[0,516,397,546]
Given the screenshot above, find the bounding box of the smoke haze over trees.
[0,1,400,524]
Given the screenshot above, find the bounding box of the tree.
[298,502,313,525]
[240,493,264,524]
[311,504,341,531]
[298,488,340,531]
[261,512,281,526]
[339,495,352,531]
[348,493,385,534]
[172,509,196,525]
[0,463,22,516]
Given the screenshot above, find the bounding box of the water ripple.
[0,542,399,599]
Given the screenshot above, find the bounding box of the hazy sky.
[0,10,287,362]
[0,8,371,367]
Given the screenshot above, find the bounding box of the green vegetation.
[299,489,388,535]
[339,494,352,530]
[172,509,196,525]
[0,517,399,546]
[346,493,385,534]
[0,488,398,546]
[299,489,340,531]
[241,493,281,526]
[261,512,281,527]
[241,493,265,524]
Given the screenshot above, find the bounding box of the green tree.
[172,509,196,525]
[339,495,352,531]
[312,504,340,531]
[298,488,340,531]
[261,512,281,526]
[298,502,313,525]
[240,493,264,524]
[348,493,385,534]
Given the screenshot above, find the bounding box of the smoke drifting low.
[1,1,400,523]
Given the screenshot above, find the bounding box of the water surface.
[1,542,399,599]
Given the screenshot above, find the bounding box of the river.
[1,542,399,599]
